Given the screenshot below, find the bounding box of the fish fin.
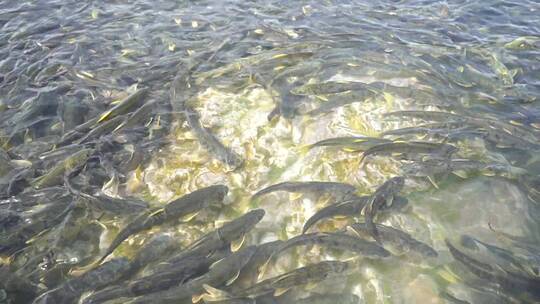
[201,284,231,301]
[112,120,126,132]
[426,175,439,189]
[305,282,318,290]
[452,170,468,179]
[273,287,290,297]
[289,193,303,201]
[26,228,52,244]
[315,95,328,102]
[182,211,200,222]
[97,110,112,123]
[437,266,461,284]
[510,68,519,78]
[346,225,363,238]
[230,235,245,252]
[149,208,165,217]
[209,257,225,269]
[257,258,272,281]
[192,293,204,303]
[226,270,241,286]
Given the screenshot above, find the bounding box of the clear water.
[0,0,539,303]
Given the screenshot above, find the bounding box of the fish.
[262,233,390,273]
[155,209,265,272]
[504,36,540,50]
[302,195,409,234]
[481,127,540,150]
[467,117,540,143]
[33,258,131,304]
[348,222,437,258]
[57,117,100,146]
[97,88,148,123]
[302,196,368,234]
[122,234,179,278]
[519,175,540,204]
[97,185,228,263]
[0,208,21,233]
[31,148,93,189]
[445,240,540,300]
[460,235,533,273]
[295,293,361,304]
[1,200,73,255]
[128,246,257,304]
[291,81,369,96]
[252,181,357,200]
[185,109,244,169]
[402,159,527,182]
[402,159,484,177]
[0,265,42,303]
[82,193,149,215]
[363,177,405,243]
[360,141,458,163]
[82,253,220,304]
[307,137,391,152]
[305,90,375,116]
[380,122,467,138]
[382,110,465,122]
[203,297,255,304]
[439,291,471,304]
[231,260,349,298]
[75,115,126,144]
[228,240,285,291]
[113,100,157,132]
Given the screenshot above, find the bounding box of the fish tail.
[201,284,233,302]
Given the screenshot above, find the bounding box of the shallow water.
[1,0,539,303]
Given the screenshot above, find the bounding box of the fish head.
[442,144,458,155]
[246,209,266,225]
[325,260,350,274]
[207,185,229,202]
[390,176,406,188]
[225,153,244,170]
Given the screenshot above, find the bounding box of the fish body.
[34,258,131,304]
[98,88,148,123]
[272,232,390,261]
[234,261,349,298]
[446,240,540,300]
[31,148,93,189]
[229,240,285,291]
[185,109,243,169]
[123,234,178,278]
[380,122,466,137]
[252,182,356,200]
[295,293,360,304]
[84,194,149,215]
[382,110,465,122]
[308,137,391,151]
[364,177,405,243]
[157,209,265,270]
[98,185,227,263]
[302,196,368,234]
[291,81,368,96]
[76,115,126,144]
[82,254,215,304]
[1,201,73,254]
[361,141,458,163]
[129,246,257,304]
[349,223,437,257]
